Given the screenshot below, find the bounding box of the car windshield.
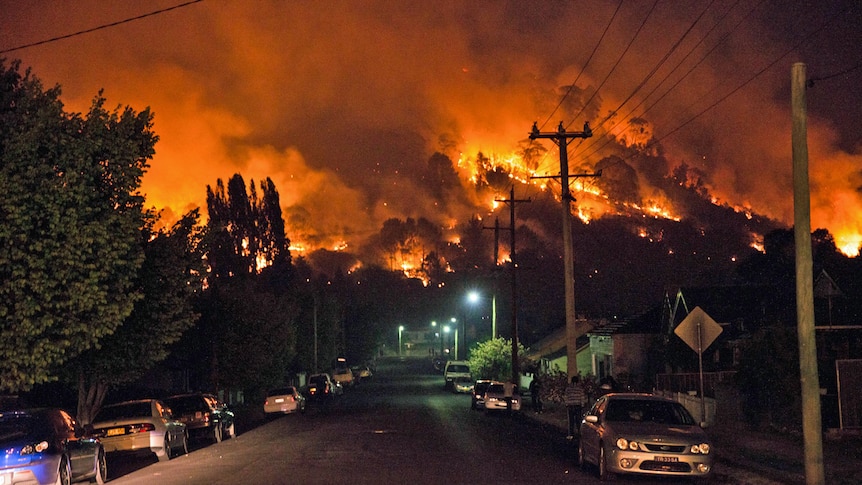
[309,376,327,385]
[475,382,490,392]
[447,365,469,373]
[605,399,696,425]
[96,402,152,421]
[269,388,295,396]
[0,413,41,442]
[487,384,505,394]
[165,396,206,414]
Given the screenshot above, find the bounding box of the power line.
[808,60,862,87]
[0,0,204,54]
[602,1,851,171]
[567,0,659,129]
[574,0,722,159]
[538,0,624,132]
[575,0,758,161]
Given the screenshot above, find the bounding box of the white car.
[92,399,188,462]
[578,393,714,480]
[443,360,471,390]
[482,381,521,412]
[264,387,307,415]
[332,366,354,387]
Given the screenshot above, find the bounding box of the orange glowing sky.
[2,1,861,255]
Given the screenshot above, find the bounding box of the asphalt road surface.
[105,357,700,484]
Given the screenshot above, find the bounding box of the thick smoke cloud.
[2,1,860,255]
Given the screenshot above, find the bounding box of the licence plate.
[654,456,678,462]
[275,398,284,403]
[107,427,126,437]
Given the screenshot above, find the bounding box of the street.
[106,357,703,484]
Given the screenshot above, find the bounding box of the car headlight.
[691,443,711,454]
[616,438,639,451]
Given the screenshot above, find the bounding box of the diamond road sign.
[674,306,723,355]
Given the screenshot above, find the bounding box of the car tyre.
[599,445,615,481]
[577,441,587,470]
[55,456,71,485]
[158,436,172,462]
[179,431,189,456]
[91,447,107,484]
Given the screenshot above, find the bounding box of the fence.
[837,359,862,430]
[654,371,737,398]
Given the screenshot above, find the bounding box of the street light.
[398,325,404,357]
[468,290,497,339]
[431,321,442,357]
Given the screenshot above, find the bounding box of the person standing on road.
[529,376,543,413]
[503,380,516,413]
[565,375,586,439]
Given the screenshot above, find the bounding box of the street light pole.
[450,317,458,360]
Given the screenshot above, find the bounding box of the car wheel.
[577,441,587,470]
[211,424,223,443]
[599,445,614,481]
[55,456,71,485]
[180,431,189,455]
[91,447,107,484]
[158,436,172,462]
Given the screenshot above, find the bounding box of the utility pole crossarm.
[530,121,592,142]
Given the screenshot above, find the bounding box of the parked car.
[163,393,235,444]
[351,365,373,382]
[91,399,187,461]
[0,408,107,484]
[471,379,493,410]
[331,366,354,388]
[452,376,474,394]
[578,393,714,481]
[264,387,307,415]
[306,373,338,400]
[482,381,521,412]
[443,360,471,390]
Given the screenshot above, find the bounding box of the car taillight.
[290,396,295,402]
[129,423,156,433]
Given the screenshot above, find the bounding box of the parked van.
[443,360,471,390]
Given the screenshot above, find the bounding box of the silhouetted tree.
[0,60,154,391]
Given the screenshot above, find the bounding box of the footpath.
[525,401,862,484]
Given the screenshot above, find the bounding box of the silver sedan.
[578,393,714,481]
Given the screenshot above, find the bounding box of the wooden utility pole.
[530,121,597,380]
[495,186,530,387]
[791,62,825,485]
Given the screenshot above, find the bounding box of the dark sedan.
[163,393,235,444]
